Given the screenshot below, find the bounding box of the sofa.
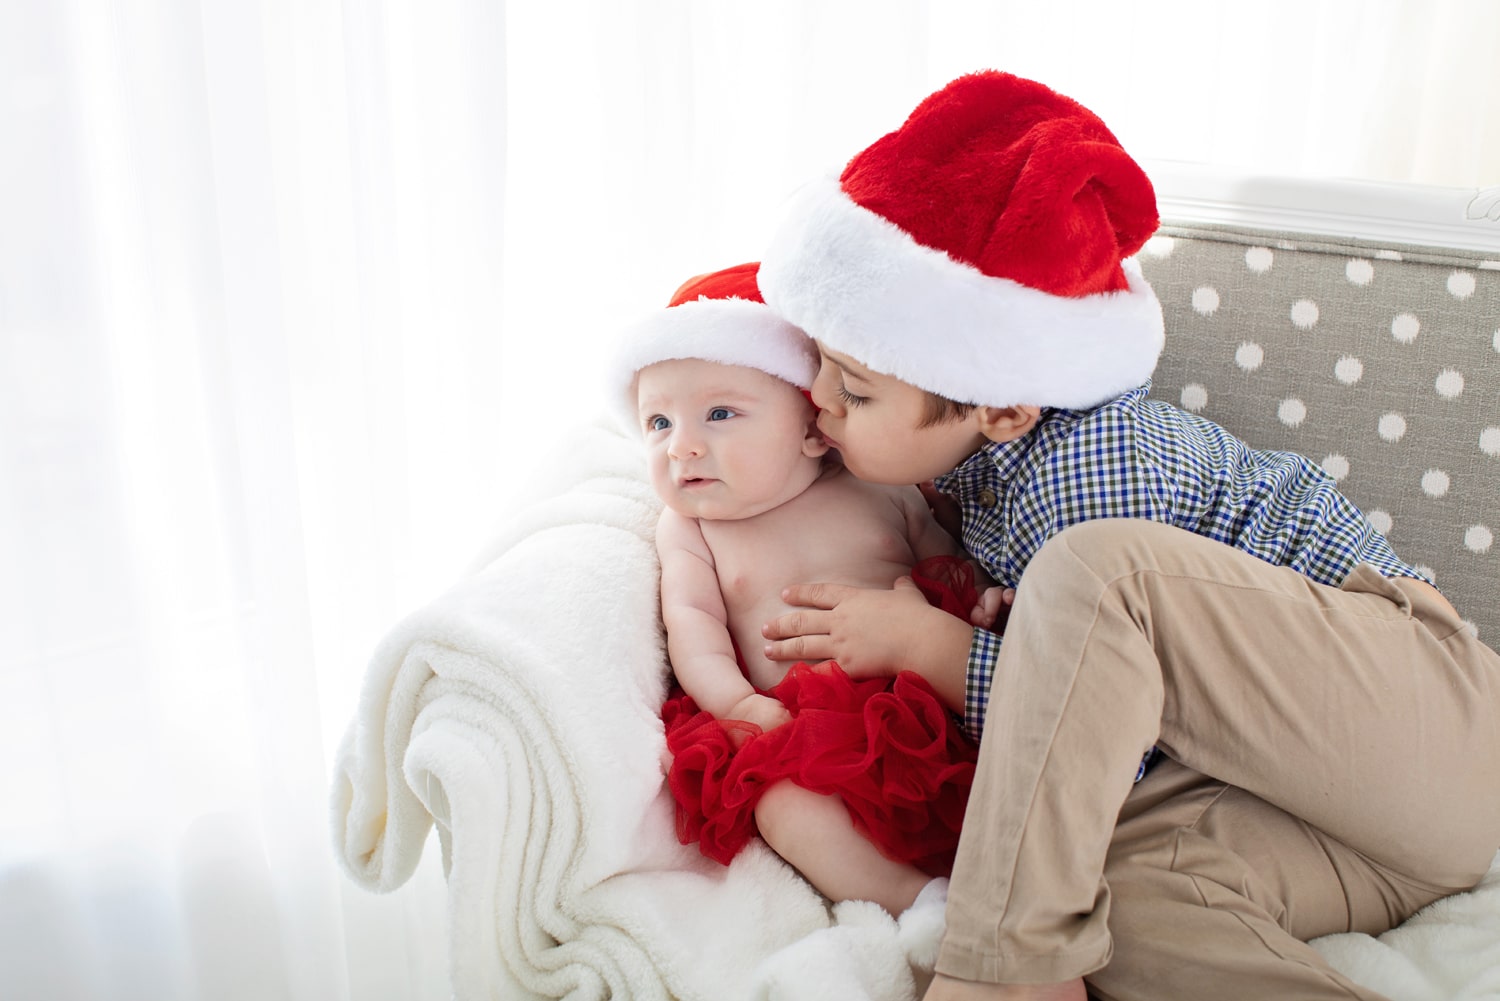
[1138,211,1498,647]
[332,177,1500,1000]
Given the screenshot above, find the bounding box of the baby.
[612,262,996,921]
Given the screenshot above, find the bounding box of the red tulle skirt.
[661,556,980,876]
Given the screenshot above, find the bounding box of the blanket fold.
[330,421,833,1000]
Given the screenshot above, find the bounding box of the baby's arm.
[657,510,789,731]
[897,486,1014,631]
[898,484,966,562]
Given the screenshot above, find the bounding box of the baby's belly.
[725,565,906,691]
[729,598,793,692]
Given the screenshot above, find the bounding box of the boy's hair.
[918,392,975,428]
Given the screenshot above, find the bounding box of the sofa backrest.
[1136,222,1498,644]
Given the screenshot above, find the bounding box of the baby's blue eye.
[648,415,671,432]
[708,407,736,421]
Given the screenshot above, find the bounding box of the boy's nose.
[810,367,842,415]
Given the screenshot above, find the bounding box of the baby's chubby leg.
[748,782,955,998]
[754,780,932,916]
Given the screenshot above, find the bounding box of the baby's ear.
[976,405,1041,443]
[799,391,829,457]
[802,417,831,458]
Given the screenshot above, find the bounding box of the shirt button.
[978,488,998,508]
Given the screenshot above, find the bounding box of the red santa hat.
[612,262,818,432]
[758,71,1164,410]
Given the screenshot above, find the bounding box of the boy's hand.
[762,577,972,710]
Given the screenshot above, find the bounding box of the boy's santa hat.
[758,71,1164,410]
[611,262,818,432]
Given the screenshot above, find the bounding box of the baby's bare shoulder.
[794,476,930,563]
[803,468,908,516]
[818,465,919,501]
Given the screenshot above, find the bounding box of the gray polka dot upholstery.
[1137,223,1499,642]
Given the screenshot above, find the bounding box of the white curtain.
[2,2,1495,998]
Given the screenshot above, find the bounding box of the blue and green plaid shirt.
[933,382,1427,742]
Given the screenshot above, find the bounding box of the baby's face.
[635,358,825,521]
[809,343,987,485]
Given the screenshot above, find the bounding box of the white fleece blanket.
[332,418,1500,1001]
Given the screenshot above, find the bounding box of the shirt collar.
[932,429,1038,500]
[931,384,1150,499]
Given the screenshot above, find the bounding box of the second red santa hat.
[612,262,817,433]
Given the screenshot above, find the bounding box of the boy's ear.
[975,404,1042,443]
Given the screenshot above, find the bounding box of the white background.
[2,1,1497,998]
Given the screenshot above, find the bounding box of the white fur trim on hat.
[612,296,818,434]
[758,176,1165,410]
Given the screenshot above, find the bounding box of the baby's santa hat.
[611,261,818,433]
[758,70,1164,411]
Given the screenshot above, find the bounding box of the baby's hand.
[725,692,792,734]
[971,586,1016,632]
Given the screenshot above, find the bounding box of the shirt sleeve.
[962,626,1003,739]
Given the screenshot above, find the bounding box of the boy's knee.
[1021,519,1146,595]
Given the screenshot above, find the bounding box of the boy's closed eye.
[815,347,873,408]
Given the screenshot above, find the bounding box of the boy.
[613,262,998,938]
[754,71,1500,1001]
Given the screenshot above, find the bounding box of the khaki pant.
[937,519,1500,999]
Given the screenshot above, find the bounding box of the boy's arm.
[657,510,786,725]
[761,580,973,710]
